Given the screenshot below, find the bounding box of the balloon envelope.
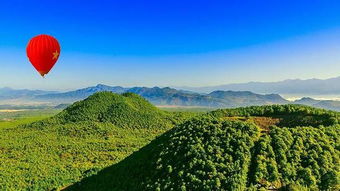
[26,34,60,77]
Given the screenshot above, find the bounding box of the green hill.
[66,105,340,191]
[0,92,194,190]
[29,92,186,130]
[55,92,175,129]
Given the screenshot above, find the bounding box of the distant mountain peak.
[95,84,109,88]
[299,97,317,101]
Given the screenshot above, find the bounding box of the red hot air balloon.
[26,34,60,77]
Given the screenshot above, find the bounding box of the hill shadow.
[63,130,173,191]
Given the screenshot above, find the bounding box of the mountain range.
[34,84,288,107]
[34,84,340,110]
[1,77,340,110]
[0,87,55,100]
[177,76,340,95]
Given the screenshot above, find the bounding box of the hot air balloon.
[26,34,60,77]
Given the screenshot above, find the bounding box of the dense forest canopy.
[65,98,340,190]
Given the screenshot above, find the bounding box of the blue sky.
[1,0,340,90]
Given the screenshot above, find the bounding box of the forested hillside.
[50,92,176,128]
[67,105,339,191]
[28,92,194,130]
